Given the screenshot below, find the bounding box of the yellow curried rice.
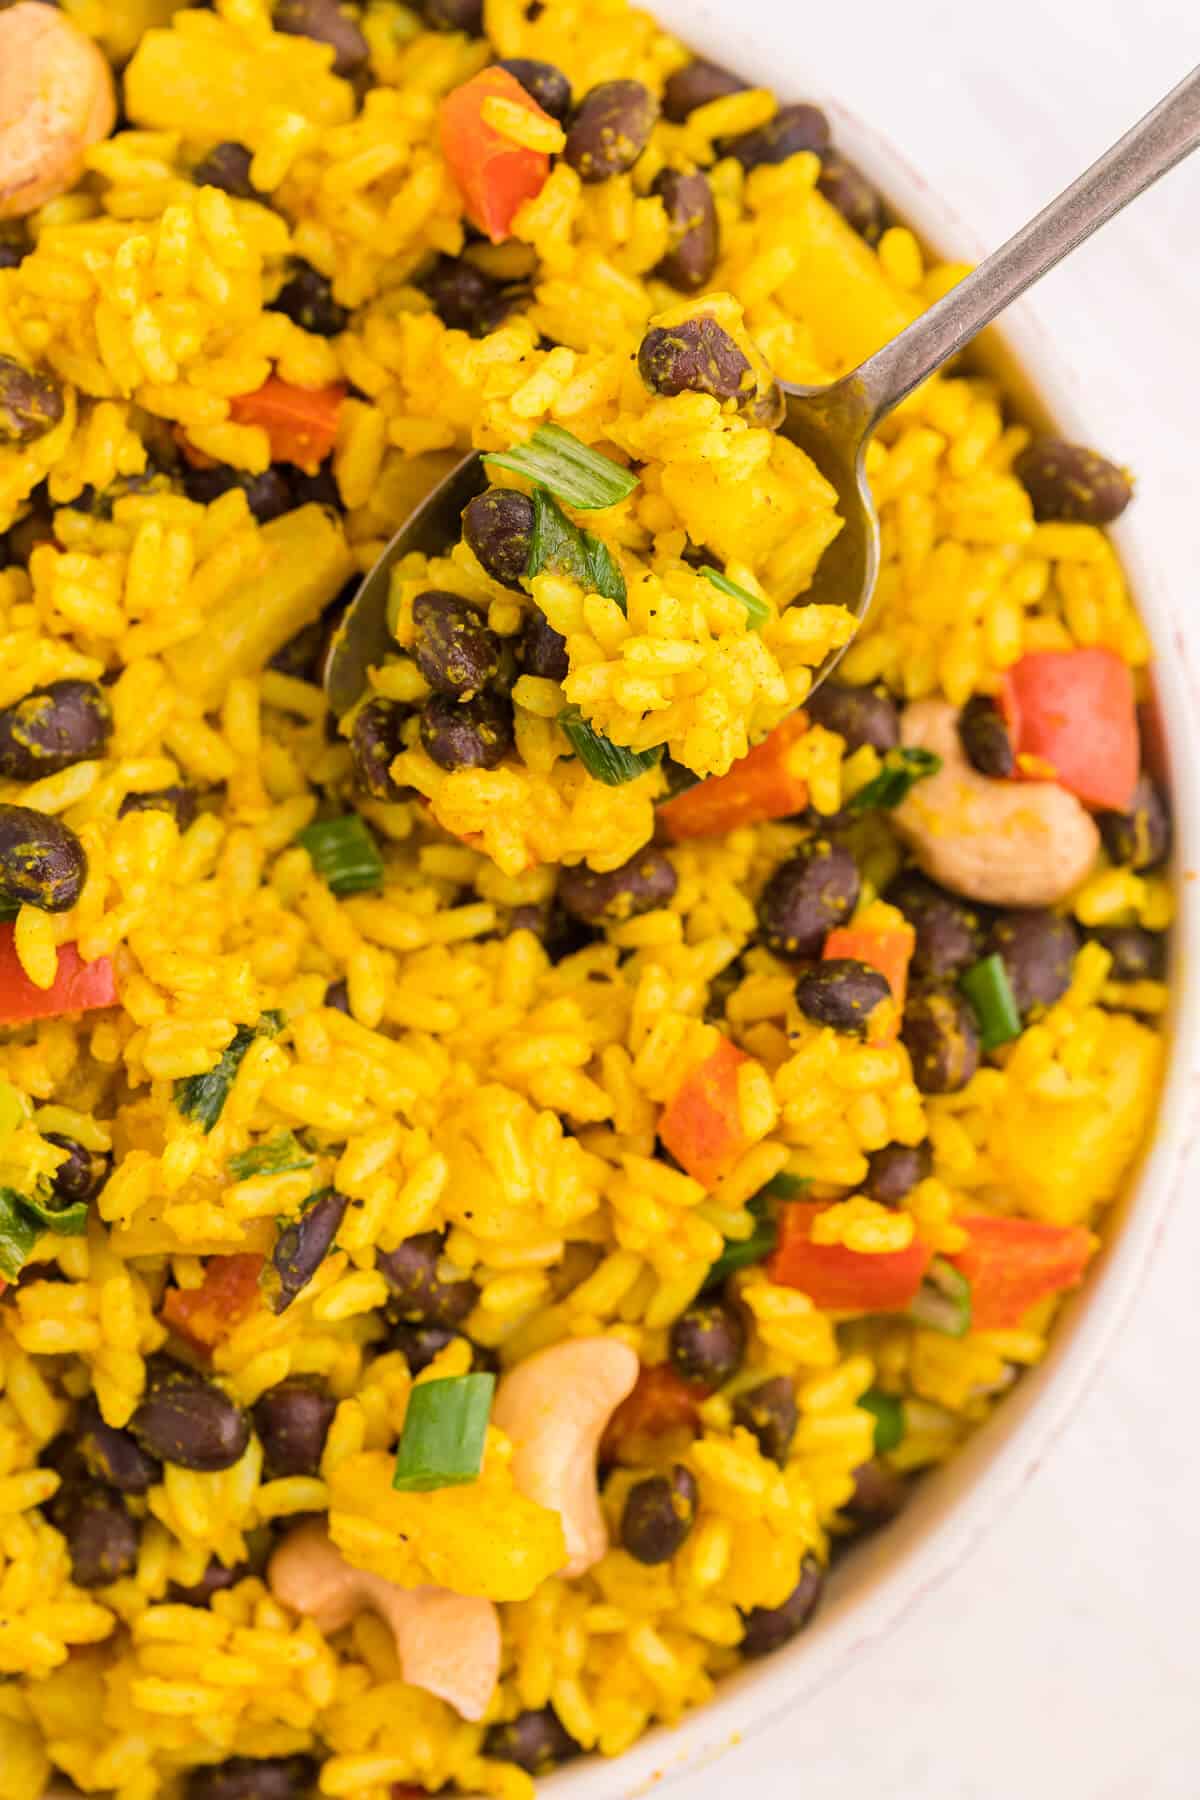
[0,0,1170,1795]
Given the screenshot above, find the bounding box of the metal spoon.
[326,64,1200,720]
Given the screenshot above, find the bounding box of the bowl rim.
[541,16,1200,1798]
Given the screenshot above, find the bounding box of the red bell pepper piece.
[1000,647,1138,812]
[948,1214,1095,1329]
[0,929,116,1024]
[659,1034,755,1188]
[439,67,555,245]
[228,378,346,475]
[768,1202,933,1312]
[658,712,810,842]
[161,1253,264,1354]
[821,915,915,1045]
[600,1362,704,1465]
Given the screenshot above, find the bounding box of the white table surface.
[678,1,1200,1796]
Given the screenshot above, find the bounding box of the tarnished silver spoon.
[326,64,1200,721]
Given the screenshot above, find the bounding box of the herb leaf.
[527,488,627,612]
[699,565,771,631]
[175,1010,284,1134]
[0,1189,45,1280]
[484,423,638,510]
[558,706,663,786]
[296,815,384,896]
[848,747,942,812]
[17,1185,89,1236]
[860,1387,905,1454]
[228,1132,315,1182]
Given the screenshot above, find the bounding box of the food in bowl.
[0,0,1171,1796]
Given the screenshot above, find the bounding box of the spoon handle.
[852,63,1200,427]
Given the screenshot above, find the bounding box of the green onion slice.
[907,1256,973,1337]
[859,1388,905,1455]
[757,1171,812,1201]
[296,814,384,896]
[558,706,662,786]
[17,1185,90,1236]
[703,1215,778,1291]
[392,1372,496,1493]
[527,488,627,612]
[960,952,1022,1051]
[228,1132,315,1182]
[484,424,639,510]
[0,1190,41,1281]
[699,565,771,631]
[848,747,942,813]
[175,1010,284,1134]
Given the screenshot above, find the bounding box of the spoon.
[326,63,1200,720]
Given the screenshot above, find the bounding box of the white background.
[681,1,1200,1796]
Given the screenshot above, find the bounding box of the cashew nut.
[0,5,117,220]
[492,1336,639,1578]
[268,1521,500,1722]
[892,698,1100,907]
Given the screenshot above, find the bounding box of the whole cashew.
[492,1336,639,1578]
[268,1521,500,1722]
[0,5,117,220]
[893,698,1100,907]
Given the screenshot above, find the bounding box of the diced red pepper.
[439,67,554,245]
[822,914,915,1046]
[768,1201,933,1312]
[948,1214,1095,1329]
[161,1253,265,1354]
[228,378,346,475]
[0,929,117,1025]
[658,712,810,842]
[1000,647,1138,812]
[600,1362,704,1465]
[659,1034,755,1189]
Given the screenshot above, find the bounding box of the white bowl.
[547,11,1200,1796]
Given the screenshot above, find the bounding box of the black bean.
[757,839,859,959]
[323,977,351,1012]
[497,57,572,121]
[271,588,351,682]
[269,260,348,338]
[638,315,754,405]
[732,1376,797,1466]
[44,1134,108,1207]
[887,871,986,982]
[411,589,503,700]
[184,1756,317,1800]
[192,143,265,202]
[72,1393,160,1493]
[794,959,892,1037]
[267,1190,349,1315]
[0,680,111,780]
[957,694,1014,778]
[558,846,677,924]
[842,1458,908,1528]
[130,1362,251,1472]
[563,80,658,183]
[1013,439,1133,525]
[483,1707,581,1775]
[0,355,65,446]
[669,1299,744,1387]
[118,785,200,831]
[661,58,747,123]
[1097,772,1170,871]
[271,0,368,74]
[864,1141,931,1207]
[286,460,342,511]
[739,1554,823,1656]
[377,1230,478,1327]
[252,1380,337,1478]
[169,1555,248,1605]
[52,1486,140,1587]
[620,1463,699,1564]
[462,488,534,591]
[804,680,899,755]
[816,152,883,243]
[901,988,980,1094]
[0,805,88,912]
[181,462,295,525]
[387,1320,461,1375]
[651,169,719,293]
[0,226,30,271]
[988,909,1078,1018]
[720,104,830,172]
[421,254,513,336]
[419,689,513,770]
[423,0,481,28]
[350,696,411,801]
[1092,924,1166,983]
[518,608,569,681]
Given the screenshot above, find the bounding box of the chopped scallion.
[526,488,627,611]
[757,1171,812,1201]
[296,814,384,896]
[228,1132,315,1182]
[907,1256,973,1337]
[848,747,942,812]
[859,1388,905,1455]
[960,952,1022,1051]
[0,1190,41,1282]
[484,423,639,510]
[175,1010,284,1134]
[703,1215,778,1290]
[392,1372,496,1493]
[559,707,662,786]
[699,565,771,631]
[17,1186,90,1236]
